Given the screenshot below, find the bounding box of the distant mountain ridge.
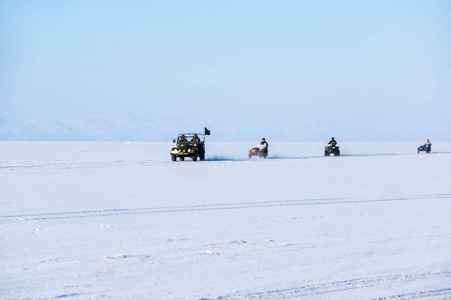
[1,115,334,141]
[0,115,192,141]
[1,115,434,142]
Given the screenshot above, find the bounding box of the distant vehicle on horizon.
[249,138,268,159]
[325,137,340,156]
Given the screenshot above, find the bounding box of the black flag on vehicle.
[204,127,211,135]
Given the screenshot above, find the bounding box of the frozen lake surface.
[1,142,451,299]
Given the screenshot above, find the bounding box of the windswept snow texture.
[1,142,451,299]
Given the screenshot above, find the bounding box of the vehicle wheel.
[418,149,420,153]
[335,150,340,156]
[180,157,185,161]
[249,155,252,159]
[171,155,176,162]
[200,153,205,161]
[192,156,197,161]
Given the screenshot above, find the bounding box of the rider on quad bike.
[425,139,432,149]
[258,138,269,158]
[418,139,432,153]
[325,137,340,156]
[328,137,337,147]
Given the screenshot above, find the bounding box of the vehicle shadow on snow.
[426,151,451,154]
[206,156,308,161]
[205,157,248,162]
[268,156,309,160]
[340,153,419,157]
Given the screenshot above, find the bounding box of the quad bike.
[325,145,340,156]
[248,147,268,159]
[418,145,431,154]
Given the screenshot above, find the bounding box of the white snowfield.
[1,142,451,299]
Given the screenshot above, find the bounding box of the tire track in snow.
[374,287,451,299]
[210,271,451,299]
[2,194,450,222]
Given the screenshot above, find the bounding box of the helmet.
[262,138,265,141]
[331,137,335,140]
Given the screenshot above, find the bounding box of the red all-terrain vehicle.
[248,147,268,159]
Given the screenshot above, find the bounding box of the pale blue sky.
[1,0,450,140]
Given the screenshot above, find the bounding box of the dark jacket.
[328,139,337,147]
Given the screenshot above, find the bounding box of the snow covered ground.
[1,142,451,299]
